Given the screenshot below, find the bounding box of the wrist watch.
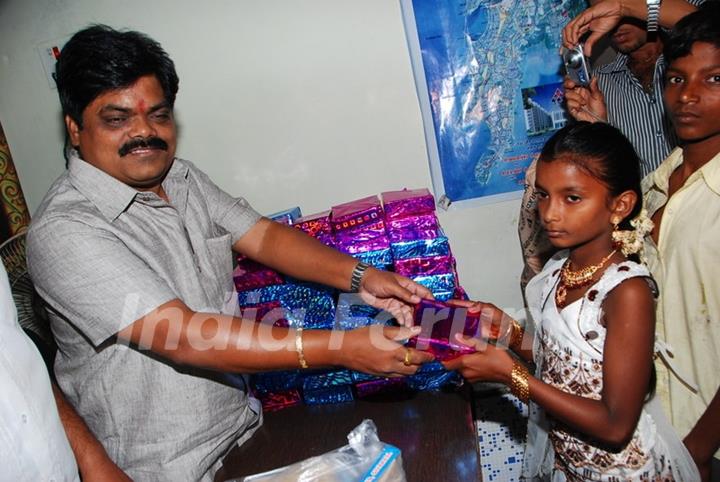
[646,0,662,33]
[349,262,371,293]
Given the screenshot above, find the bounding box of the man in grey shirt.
[27,25,433,481]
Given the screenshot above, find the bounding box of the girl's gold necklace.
[556,250,616,308]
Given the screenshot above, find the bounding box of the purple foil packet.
[386,214,440,243]
[332,223,387,244]
[393,255,454,278]
[381,188,436,221]
[354,377,409,398]
[335,235,390,255]
[407,299,483,361]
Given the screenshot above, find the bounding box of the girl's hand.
[337,325,434,377]
[446,299,514,342]
[441,334,515,384]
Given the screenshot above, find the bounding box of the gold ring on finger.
[403,348,412,366]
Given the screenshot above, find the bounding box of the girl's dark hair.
[665,2,720,66]
[538,121,642,232]
[55,24,179,128]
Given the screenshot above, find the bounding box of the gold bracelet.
[510,361,530,404]
[295,327,309,369]
[508,319,524,350]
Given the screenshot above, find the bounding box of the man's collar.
[67,151,190,221]
[645,148,720,197]
[68,151,138,222]
[647,148,684,194]
[596,53,629,74]
[699,151,720,197]
[596,52,664,75]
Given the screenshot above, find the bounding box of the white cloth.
[643,148,720,458]
[0,263,79,482]
[521,253,699,481]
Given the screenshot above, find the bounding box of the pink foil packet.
[257,389,302,412]
[293,210,332,238]
[393,255,454,277]
[233,260,284,292]
[407,299,483,361]
[330,195,385,236]
[381,188,436,220]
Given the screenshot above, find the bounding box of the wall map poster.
[401,0,585,207]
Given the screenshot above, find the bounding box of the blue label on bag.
[361,444,401,481]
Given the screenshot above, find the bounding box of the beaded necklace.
[555,250,616,308]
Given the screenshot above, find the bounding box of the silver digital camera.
[562,44,590,86]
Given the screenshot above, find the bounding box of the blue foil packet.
[303,385,355,405]
[406,369,461,391]
[250,370,302,393]
[353,248,393,269]
[238,284,336,329]
[301,369,354,391]
[412,273,456,294]
[391,235,450,260]
[267,206,302,225]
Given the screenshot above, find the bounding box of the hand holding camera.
[562,44,591,86]
[562,44,607,123]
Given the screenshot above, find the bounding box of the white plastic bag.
[229,419,406,482]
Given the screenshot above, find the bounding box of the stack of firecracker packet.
[234,188,468,412]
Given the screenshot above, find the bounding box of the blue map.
[401,0,585,205]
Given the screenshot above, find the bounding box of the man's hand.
[358,268,433,327]
[52,384,131,481]
[337,325,435,376]
[684,431,712,481]
[562,0,625,56]
[564,77,607,123]
[562,0,697,56]
[682,387,720,482]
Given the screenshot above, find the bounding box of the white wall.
[0,0,525,309]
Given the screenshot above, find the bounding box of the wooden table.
[215,387,482,481]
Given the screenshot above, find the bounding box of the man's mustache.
[118,137,168,157]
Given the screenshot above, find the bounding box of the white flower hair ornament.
[612,209,655,257]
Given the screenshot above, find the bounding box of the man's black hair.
[55,24,179,128]
[665,2,720,65]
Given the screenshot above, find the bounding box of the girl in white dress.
[445,122,699,481]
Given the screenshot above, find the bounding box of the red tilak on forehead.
[137,99,146,113]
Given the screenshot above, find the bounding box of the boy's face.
[664,42,720,145]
